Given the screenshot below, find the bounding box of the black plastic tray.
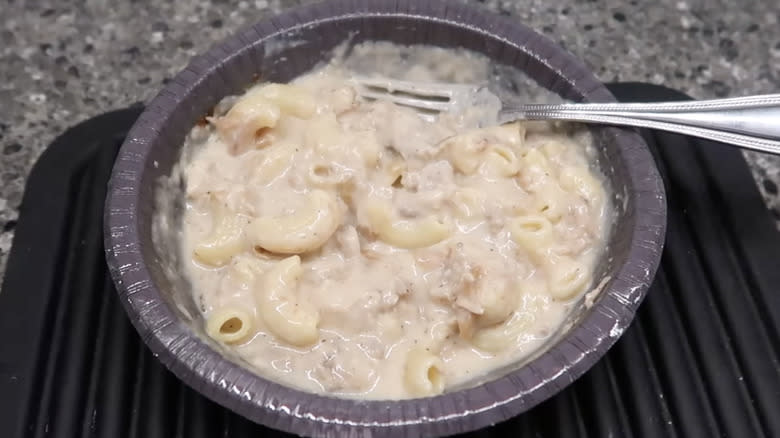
[1,83,778,438]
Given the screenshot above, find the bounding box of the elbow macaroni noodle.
[363,200,451,249]
[404,348,446,396]
[178,45,610,400]
[193,210,247,267]
[257,255,320,346]
[247,190,343,254]
[205,307,254,344]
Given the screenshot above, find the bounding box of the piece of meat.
[428,241,520,338]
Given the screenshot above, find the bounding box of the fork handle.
[502,94,780,155]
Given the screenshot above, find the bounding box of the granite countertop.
[1,0,779,281]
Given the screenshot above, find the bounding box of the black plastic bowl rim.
[104,1,666,436]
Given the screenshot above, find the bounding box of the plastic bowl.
[104,1,666,436]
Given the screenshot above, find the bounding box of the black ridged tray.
[1,83,778,438]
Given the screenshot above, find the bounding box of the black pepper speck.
[613,12,626,22]
[67,65,79,78]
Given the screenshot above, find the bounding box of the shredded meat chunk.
[428,241,519,339]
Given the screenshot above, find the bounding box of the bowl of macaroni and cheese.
[104,1,666,436]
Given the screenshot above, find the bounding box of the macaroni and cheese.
[178,44,610,399]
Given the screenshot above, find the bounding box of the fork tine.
[358,90,452,112]
[354,76,459,98]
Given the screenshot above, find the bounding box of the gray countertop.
[1,0,779,281]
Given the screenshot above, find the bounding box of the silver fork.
[354,76,780,155]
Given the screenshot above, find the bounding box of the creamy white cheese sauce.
[176,43,610,399]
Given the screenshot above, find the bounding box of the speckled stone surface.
[1,0,779,281]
